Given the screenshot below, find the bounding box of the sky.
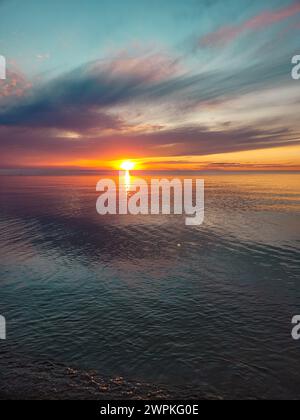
[0,0,300,171]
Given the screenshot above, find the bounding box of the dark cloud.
[0,63,145,129]
[0,52,291,130]
[121,125,300,162]
[1,122,299,169]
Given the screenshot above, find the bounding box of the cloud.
[36,54,50,61]
[1,121,299,169]
[136,125,299,157]
[0,50,290,131]
[0,65,32,100]
[200,1,300,47]
[0,49,299,168]
[0,53,182,131]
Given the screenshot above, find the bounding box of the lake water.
[0,173,300,399]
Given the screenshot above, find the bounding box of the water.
[0,173,300,399]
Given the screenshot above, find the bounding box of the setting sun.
[120,160,136,171]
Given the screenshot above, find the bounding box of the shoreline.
[0,351,214,401]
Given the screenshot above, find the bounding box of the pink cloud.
[201,1,300,47]
[0,63,32,101]
[91,51,182,83]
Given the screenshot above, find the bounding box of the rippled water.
[0,173,300,399]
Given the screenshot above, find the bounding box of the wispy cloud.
[0,49,291,130]
[200,1,300,47]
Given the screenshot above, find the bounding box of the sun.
[120,160,136,171]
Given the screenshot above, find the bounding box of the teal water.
[0,173,300,399]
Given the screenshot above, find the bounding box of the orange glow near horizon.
[6,144,300,172]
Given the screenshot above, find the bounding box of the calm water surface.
[0,173,300,399]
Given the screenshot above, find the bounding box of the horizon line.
[1,168,300,176]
